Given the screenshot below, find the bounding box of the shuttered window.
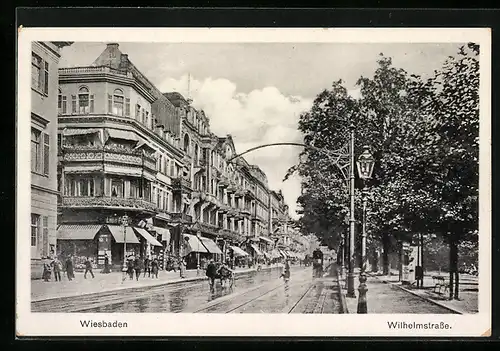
[42,216,49,257]
[90,94,95,113]
[43,133,50,176]
[62,96,67,114]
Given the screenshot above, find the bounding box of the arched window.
[78,86,90,114]
[112,89,124,116]
[183,134,190,154]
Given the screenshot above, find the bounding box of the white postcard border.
[16,27,492,337]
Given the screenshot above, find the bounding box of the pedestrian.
[179,257,186,279]
[102,254,111,274]
[280,259,291,283]
[127,256,134,280]
[42,257,51,282]
[134,256,142,281]
[151,257,159,279]
[84,256,95,279]
[51,256,62,282]
[143,256,151,278]
[65,255,74,281]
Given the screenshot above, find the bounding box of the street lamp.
[121,214,129,282]
[356,145,375,314]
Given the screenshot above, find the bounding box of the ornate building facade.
[55,43,298,272]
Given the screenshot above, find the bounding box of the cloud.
[158,75,313,218]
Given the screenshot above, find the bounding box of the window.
[130,180,140,198]
[31,53,42,90]
[58,90,62,113]
[31,129,40,173]
[78,178,94,196]
[125,98,130,116]
[31,128,50,176]
[31,214,40,247]
[113,89,124,116]
[78,87,89,114]
[111,179,124,197]
[145,111,150,128]
[32,52,49,95]
[170,161,175,177]
[72,95,77,114]
[135,104,141,121]
[42,216,49,256]
[141,109,146,126]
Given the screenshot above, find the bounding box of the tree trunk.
[372,248,379,273]
[382,233,390,275]
[448,233,455,300]
[399,241,404,282]
[453,238,460,300]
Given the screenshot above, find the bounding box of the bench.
[432,275,449,295]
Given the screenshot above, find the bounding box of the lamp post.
[356,145,375,314]
[347,124,356,298]
[121,214,129,282]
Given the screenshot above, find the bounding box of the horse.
[206,262,235,292]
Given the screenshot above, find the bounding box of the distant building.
[31,41,72,278]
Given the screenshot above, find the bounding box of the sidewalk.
[32,264,285,302]
[337,269,475,314]
[373,270,478,314]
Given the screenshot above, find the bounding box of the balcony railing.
[171,212,193,223]
[62,145,157,171]
[59,66,131,77]
[200,223,219,236]
[172,177,192,192]
[61,196,158,212]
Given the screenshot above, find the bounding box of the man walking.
[84,257,95,279]
[143,256,151,278]
[151,257,159,279]
[134,256,142,281]
[51,256,62,282]
[65,255,74,281]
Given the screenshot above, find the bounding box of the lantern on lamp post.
[356,145,375,313]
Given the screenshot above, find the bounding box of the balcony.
[171,212,193,224]
[219,229,242,241]
[193,158,206,174]
[234,188,245,198]
[219,204,230,213]
[243,188,255,199]
[240,207,252,216]
[172,177,192,193]
[62,145,157,173]
[227,209,237,217]
[199,223,220,236]
[61,196,158,213]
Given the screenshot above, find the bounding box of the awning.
[183,234,208,255]
[230,245,249,257]
[62,128,101,136]
[250,244,263,256]
[199,237,223,254]
[57,224,102,240]
[259,236,274,245]
[278,249,288,258]
[107,225,140,244]
[133,227,163,247]
[105,129,139,142]
[271,249,281,259]
[152,226,171,242]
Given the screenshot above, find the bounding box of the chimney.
[120,54,129,70]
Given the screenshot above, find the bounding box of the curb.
[371,274,464,315]
[336,270,348,314]
[32,265,284,303]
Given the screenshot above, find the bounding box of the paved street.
[32,265,342,313]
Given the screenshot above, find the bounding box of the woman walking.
[179,257,187,279]
[151,257,159,279]
[65,255,74,281]
[134,256,142,281]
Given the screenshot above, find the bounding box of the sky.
[59,42,464,218]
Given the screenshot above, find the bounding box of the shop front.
[182,233,208,270]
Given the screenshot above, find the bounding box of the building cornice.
[31,184,60,196]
